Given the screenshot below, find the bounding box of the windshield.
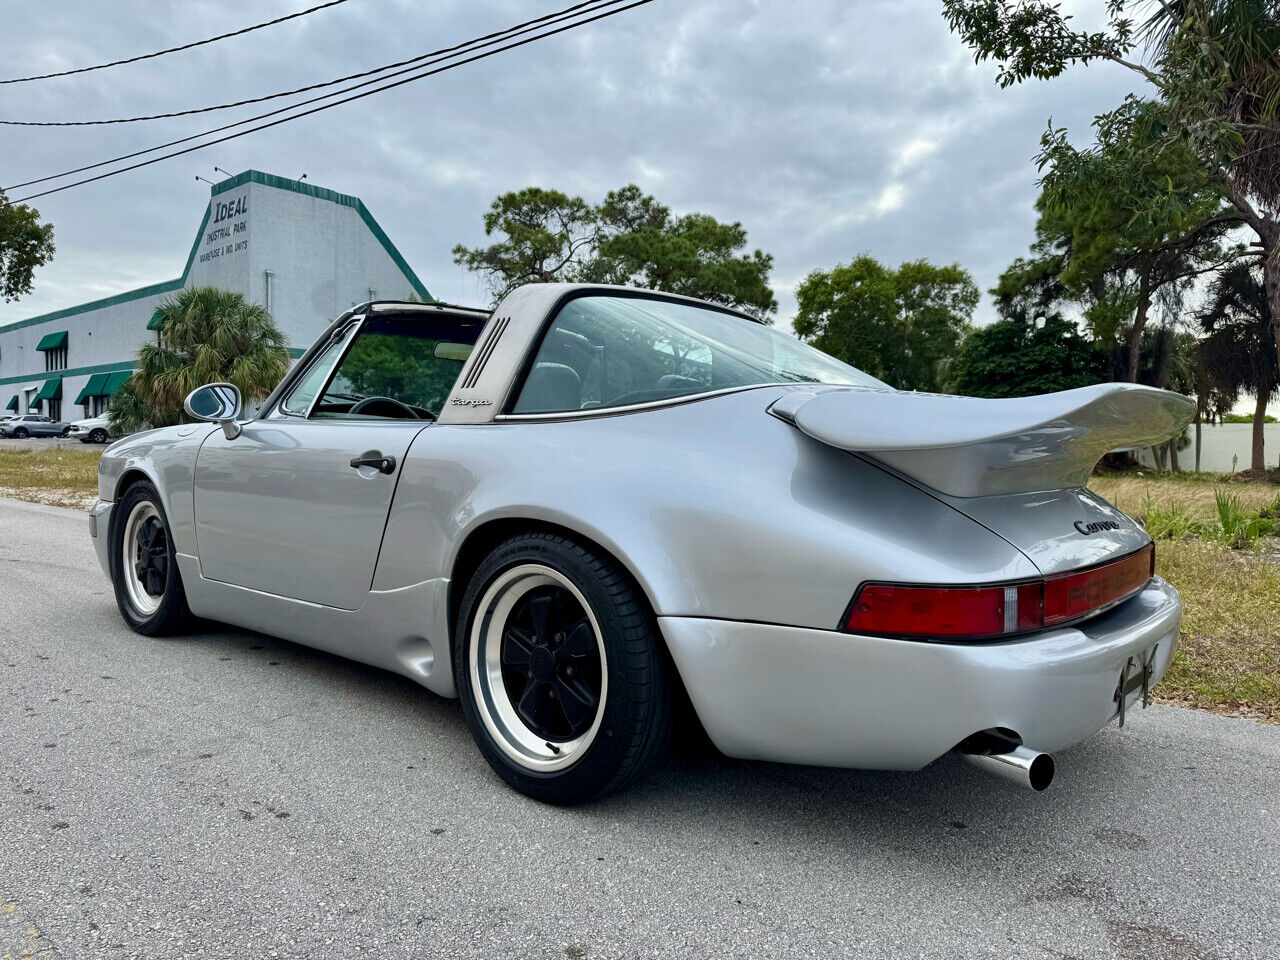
[512,295,885,414]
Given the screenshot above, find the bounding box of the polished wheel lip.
[469,563,608,773]
[121,500,165,618]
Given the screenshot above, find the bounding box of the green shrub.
[1220,412,1278,424]
[1141,498,1200,540]
[1213,489,1279,548]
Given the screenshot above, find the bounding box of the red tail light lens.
[846,582,1042,640]
[1043,542,1155,627]
[844,543,1155,641]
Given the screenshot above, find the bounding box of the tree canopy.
[1035,98,1238,379]
[109,286,290,434]
[452,184,777,318]
[947,315,1105,398]
[942,0,1280,377]
[793,256,978,392]
[0,189,55,303]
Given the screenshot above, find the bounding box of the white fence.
[1135,422,1280,473]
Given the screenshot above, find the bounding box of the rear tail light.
[1042,543,1155,627]
[844,543,1154,641]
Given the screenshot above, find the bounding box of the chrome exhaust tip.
[960,744,1055,792]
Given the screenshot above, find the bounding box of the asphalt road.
[2,498,1278,960]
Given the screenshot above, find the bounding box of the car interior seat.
[521,362,582,411]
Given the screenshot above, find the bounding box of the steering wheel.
[347,396,421,420]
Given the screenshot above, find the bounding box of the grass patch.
[0,446,101,509]
[1154,539,1280,723]
[1090,472,1280,522]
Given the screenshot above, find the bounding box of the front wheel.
[455,532,673,804]
[109,481,191,635]
[89,429,108,444]
[12,428,28,439]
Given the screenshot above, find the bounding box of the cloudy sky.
[0,0,1141,331]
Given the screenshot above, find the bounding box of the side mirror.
[184,382,243,439]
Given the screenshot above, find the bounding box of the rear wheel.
[109,481,191,635]
[455,532,673,804]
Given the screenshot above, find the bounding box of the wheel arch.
[114,467,154,499]
[445,514,704,743]
[447,517,659,656]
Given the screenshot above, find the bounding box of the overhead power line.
[1,0,611,126]
[0,0,353,85]
[7,0,654,204]
[4,0,632,193]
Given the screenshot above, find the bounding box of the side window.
[279,328,354,416]
[310,314,484,421]
[513,298,724,414]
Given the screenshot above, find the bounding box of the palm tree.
[110,286,290,434]
[1198,264,1279,473]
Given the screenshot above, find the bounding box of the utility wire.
[0,0,353,85]
[4,0,630,191]
[1,0,611,125]
[8,0,654,204]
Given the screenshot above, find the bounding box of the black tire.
[90,429,107,444]
[454,531,673,804]
[60,428,70,437]
[109,481,191,635]
[12,427,28,439]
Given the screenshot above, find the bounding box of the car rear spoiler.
[769,383,1196,497]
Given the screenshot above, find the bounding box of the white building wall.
[0,170,430,418]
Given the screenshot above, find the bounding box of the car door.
[33,416,56,437]
[192,311,484,610]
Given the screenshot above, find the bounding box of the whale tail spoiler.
[769,383,1196,498]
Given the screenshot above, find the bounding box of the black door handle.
[349,451,397,474]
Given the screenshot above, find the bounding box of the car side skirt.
[177,554,456,697]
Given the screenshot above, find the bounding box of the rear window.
[512,295,884,415]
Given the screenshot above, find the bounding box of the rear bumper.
[89,500,113,578]
[659,576,1181,770]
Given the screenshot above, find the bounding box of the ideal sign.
[212,195,248,223]
[199,193,250,264]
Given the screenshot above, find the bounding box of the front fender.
[96,423,218,557]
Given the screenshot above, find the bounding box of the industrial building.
[0,170,430,420]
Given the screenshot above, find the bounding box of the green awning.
[75,373,110,404]
[33,377,62,402]
[146,309,164,331]
[101,371,133,395]
[36,330,68,351]
[5,395,17,411]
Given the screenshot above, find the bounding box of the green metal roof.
[36,330,68,351]
[5,395,17,411]
[33,377,62,402]
[75,373,110,403]
[102,371,133,395]
[146,309,165,331]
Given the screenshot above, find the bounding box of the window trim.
[275,317,365,419]
[495,382,791,422]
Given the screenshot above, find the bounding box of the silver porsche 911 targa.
[91,284,1195,803]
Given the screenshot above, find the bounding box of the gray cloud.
[0,0,1141,329]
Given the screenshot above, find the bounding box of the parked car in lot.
[68,416,115,444]
[0,414,70,438]
[90,285,1195,803]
